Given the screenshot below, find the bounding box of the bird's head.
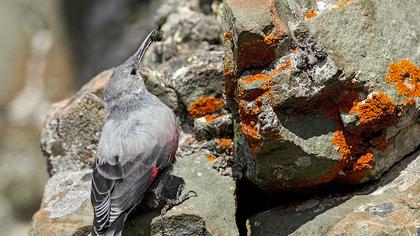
[104,29,162,109]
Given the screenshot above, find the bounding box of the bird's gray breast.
[97,99,177,169]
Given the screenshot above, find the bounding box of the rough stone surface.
[247,150,420,236]
[224,0,420,191]
[40,70,111,176]
[30,151,238,236]
[158,50,225,110]
[30,170,93,236]
[142,0,228,134]
[146,0,223,68]
[127,150,238,236]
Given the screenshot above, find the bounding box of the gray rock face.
[224,0,420,191]
[30,170,93,236]
[30,151,238,236]
[247,150,420,236]
[40,70,111,176]
[158,50,225,110]
[128,150,238,236]
[146,0,223,67]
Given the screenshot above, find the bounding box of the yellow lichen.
[332,0,351,10]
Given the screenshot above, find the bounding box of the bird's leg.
[159,184,198,233]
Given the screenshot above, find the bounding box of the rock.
[223,0,420,191]
[31,151,238,236]
[193,113,233,140]
[156,50,225,115]
[146,0,223,68]
[145,69,179,111]
[40,70,111,176]
[30,170,93,236]
[142,0,226,136]
[128,150,238,236]
[247,150,420,236]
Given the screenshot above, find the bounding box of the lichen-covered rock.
[247,150,420,236]
[158,50,225,110]
[141,0,228,137]
[224,0,420,191]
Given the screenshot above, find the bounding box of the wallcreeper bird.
[90,29,193,236]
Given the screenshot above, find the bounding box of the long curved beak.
[134,29,163,64]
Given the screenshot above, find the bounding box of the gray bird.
[90,29,183,236]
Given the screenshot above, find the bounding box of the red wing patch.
[150,166,160,181]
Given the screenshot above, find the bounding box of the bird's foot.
[159,184,198,234]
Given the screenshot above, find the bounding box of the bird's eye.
[130,69,136,75]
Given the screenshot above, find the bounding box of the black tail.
[90,212,129,236]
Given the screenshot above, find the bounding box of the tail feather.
[90,212,129,236]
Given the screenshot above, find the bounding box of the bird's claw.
[159,186,198,235]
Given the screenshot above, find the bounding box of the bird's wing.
[91,118,177,233]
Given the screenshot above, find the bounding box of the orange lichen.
[332,129,365,162]
[224,31,233,41]
[304,9,318,20]
[242,73,270,84]
[404,98,416,106]
[332,129,352,159]
[206,156,217,161]
[184,135,195,143]
[386,59,420,97]
[240,59,291,92]
[341,150,374,182]
[237,93,272,154]
[333,0,351,10]
[224,69,236,78]
[264,35,280,45]
[268,59,292,80]
[332,129,374,182]
[217,138,233,150]
[237,35,280,72]
[349,92,398,133]
[330,92,399,183]
[352,150,374,171]
[204,114,223,123]
[240,122,261,140]
[188,97,224,118]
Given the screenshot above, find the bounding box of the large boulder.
[224,0,420,191]
[247,150,420,236]
[40,70,111,176]
[30,170,93,236]
[30,151,238,236]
